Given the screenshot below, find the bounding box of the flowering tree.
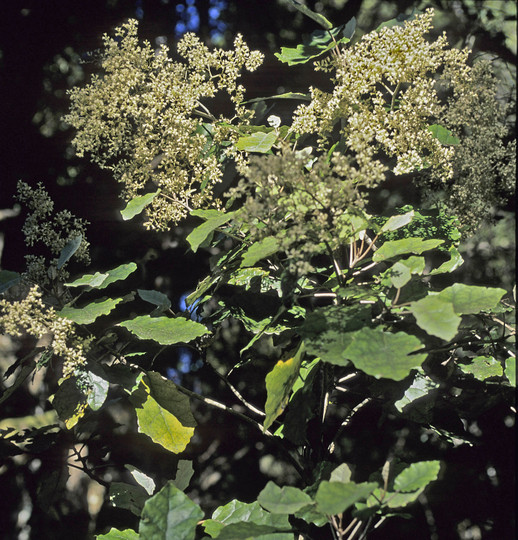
[0,4,515,539]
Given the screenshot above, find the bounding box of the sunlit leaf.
[380,210,415,233]
[343,328,426,381]
[264,343,305,431]
[241,237,280,267]
[203,499,290,538]
[315,481,377,515]
[59,297,123,325]
[409,295,461,341]
[187,209,236,252]
[50,377,88,429]
[429,247,464,275]
[427,124,460,145]
[394,461,441,492]
[505,358,516,386]
[236,131,277,153]
[126,465,156,496]
[65,262,137,289]
[139,482,203,540]
[459,356,503,380]
[96,528,139,540]
[373,237,444,262]
[85,370,109,410]
[257,482,312,514]
[119,315,209,345]
[121,190,160,220]
[436,284,506,314]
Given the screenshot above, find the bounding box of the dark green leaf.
[0,270,21,293]
[286,0,333,29]
[57,235,83,269]
[137,289,171,310]
[139,482,203,540]
[109,482,149,516]
[173,460,194,491]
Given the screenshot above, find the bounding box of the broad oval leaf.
[343,328,426,381]
[59,297,123,325]
[373,237,444,262]
[135,394,195,453]
[139,482,203,540]
[236,131,276,153]
[109,481,148,516]
[394,461,441,492]
[380,210,415,233]
[121,190,160,221]
[315,481,378,516]
[85,370,110,410]
[436,283,506,314]
[409,295,461,341]
[258,481,312,514]
[57,235,83,269]
[65,262,137,289]
[427,124,460,146]
[137,289,171,310]
[119,315,209,345]
[459,356,503,380]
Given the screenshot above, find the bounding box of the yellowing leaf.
[264,343,305,431]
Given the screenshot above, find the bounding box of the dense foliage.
[0,3,515,539]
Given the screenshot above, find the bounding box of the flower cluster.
[16,181,90,286]
[0,285,88,377]
[230,147,373,274]
[65,19,263,230]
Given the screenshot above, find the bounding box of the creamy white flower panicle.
[0,285,89,377]
[66,20,264,230]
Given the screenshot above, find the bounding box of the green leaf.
[58,297,123,325]
[243,92,311,105]
[139,482,203,540]
[96,528,139,540]
[264,343,305,431]
[109,482,149,516]
[236,131,277,153]
[57,235,83,269]
[121,190,160,221]
[343,328,426,381]
[135,394,195,454]
[380,210,415,233]
[505,358,516,386]
[409,295,461,341]
[0,360,36,406]
[241,237,280,268]
[203,499,290,538]
[315,481,378,515]
[137,289,171,310]
[65,262,137,289]
[286,0,333,29]
[382,261,411,288]
[459,356,503,380]
[0,270,21,293]
[85,370,109,410]
[257,482,312,514]
[119,315,209,345]
[187,209,236,253]
[435,284,506,314]
[51,377,88,429]
[429,247,464,275]
[394,461,441,492]
[173,460,194,491]
[394,371,439,414]
[376,9,419,31]
[427,124,460,145]
[373,237,444,262]
[330,463,352,483]
[126,465,156,496]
